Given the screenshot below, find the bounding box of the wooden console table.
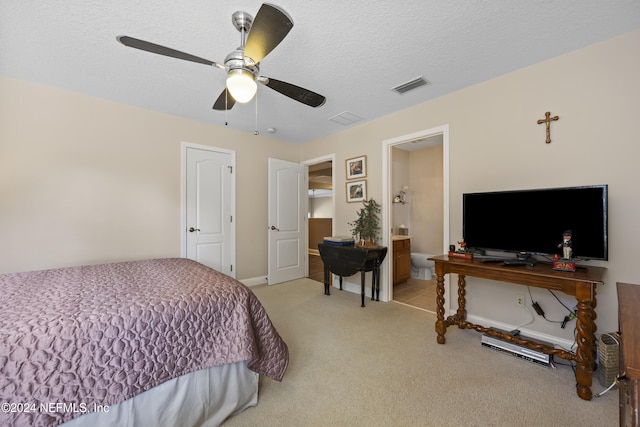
[429,255,606,400]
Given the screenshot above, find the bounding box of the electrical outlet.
[516,294,525,306]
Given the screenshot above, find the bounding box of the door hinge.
[228,166,233,173]
[230,265,233,272]
[230,215,233,222]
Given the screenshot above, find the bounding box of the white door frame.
[180,142,236,275]
[381,125,450,311]
[302,154,336,277]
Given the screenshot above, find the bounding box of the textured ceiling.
[2,1,640,143]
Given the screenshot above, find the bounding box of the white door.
[185,145,235,277]
[268,158,305,285]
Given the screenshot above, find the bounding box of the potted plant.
[349,198,381,247]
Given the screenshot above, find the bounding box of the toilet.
[410,253,436,280]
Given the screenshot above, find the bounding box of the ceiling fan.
[117,3,326,110]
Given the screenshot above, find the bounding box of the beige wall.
[0,77,298,278]
[302,29,640,339]
[301,127,386,238]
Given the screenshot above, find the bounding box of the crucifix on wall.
[537,111,559,144]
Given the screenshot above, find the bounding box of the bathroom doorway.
[382,126,450,312]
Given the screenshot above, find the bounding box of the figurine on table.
[553,230,575,271]
[557,230,573,259]
[448,238,473,260]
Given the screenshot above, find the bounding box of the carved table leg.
[575,298,595,400]
[435,273,446,344]
[457,275,467,327]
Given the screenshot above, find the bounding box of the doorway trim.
[302,154,336,277]
[180,142,236,274]
[381,125,450,312]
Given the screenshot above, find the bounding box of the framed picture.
[346,180,367,203]
[346,155,366,180]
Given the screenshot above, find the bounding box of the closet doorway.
[304,155,335,283]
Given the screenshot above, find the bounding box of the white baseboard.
[461,312,576,350]
[240,276,268,287]
[332,275,381,301]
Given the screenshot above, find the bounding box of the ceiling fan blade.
[243,4,293,65]
[212,88,236,110]
[263,78,326,108]
[117,36,223,68]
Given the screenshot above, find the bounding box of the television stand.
[429,254,606,401]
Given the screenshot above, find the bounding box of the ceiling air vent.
[328,111,364,126]
[391,76,431,94]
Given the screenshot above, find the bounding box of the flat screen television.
[462,185,608,260]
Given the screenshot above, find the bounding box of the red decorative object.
[448,251,473,260]
[553,260,576,272]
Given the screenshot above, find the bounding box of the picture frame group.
[345,155,367,202]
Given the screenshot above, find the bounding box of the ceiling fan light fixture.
[118,5,325,113]
[226,69,257,103]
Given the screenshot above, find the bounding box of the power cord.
[527,287,576,328]
[548,289,577,328]
[512,295,536,330]
[547,289,574,313]
[520,302,618,399]
[595,379,618,398]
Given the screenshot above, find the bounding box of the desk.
[430,255,605,400]
[318,244,388,307]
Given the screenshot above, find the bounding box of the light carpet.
[223,278,617,426]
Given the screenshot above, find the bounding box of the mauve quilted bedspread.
[0,258,288,426]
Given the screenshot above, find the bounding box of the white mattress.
[60,361,259,427]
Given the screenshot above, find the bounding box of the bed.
[0,258,289,427]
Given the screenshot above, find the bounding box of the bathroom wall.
[391,147,410,232]
[391,145,444,254]
[409,145,444,254]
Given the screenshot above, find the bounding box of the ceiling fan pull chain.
[254,90,259,135]
[225,90,228,126]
